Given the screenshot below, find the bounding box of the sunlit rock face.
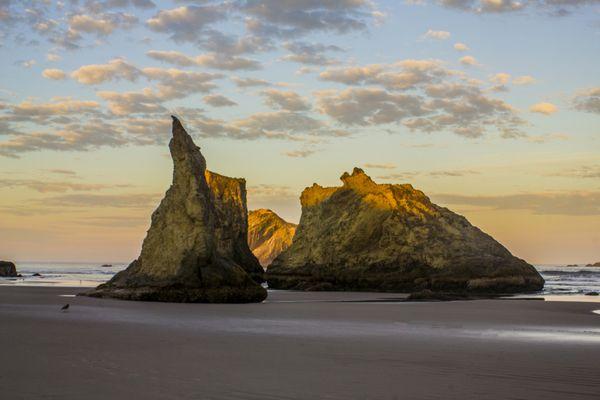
[267,168,544,294]
[0,261,17,277]
[85,117,266,303]
[248,209,296,268]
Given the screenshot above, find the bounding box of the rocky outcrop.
[586,262,600,267]
[85,116,266,303]
[0,261,17,277]
[248,209,297,268]
[268,168,544,294]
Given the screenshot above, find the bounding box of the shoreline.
[2,286,599,399]
[3,278,600,302]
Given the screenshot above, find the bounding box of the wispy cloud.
[432,191,600,216]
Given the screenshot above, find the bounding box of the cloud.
[530,102,558,115]
[428,169,479,177]
[42,68,66,80]
[87,0,156,12]
[376,172,419,180]
[46,53,61,62]
[283,149,316,158]
[0,119,126,158]
[90,67,222,115]
[490,73,511,85]
[47,169,77,176]
[282,41,343,65]
[572,87,600,114]
[0,178,132,193]
[39,193,161,209]
[459,55,479,66]
[549,165,600,179]
[319,59,452,89]
[262,89,311,111]
[146,50,196,66]
[71,59,140,84]
[228,111,325,138]
[315,82,523,139]
[428,0,597,15]
[423,29,450,40]
[203,94,238,107]
[146,50,261,70]
[248,183,296,199]
[69,13,137,36]
[11,99,100,117]
[364,163,396,169]
[316,59,525,138]
[241,0,378,37]
[97,88,166,116]
[146,5,226,42]
[180,109,346,141]
[376,169,479,179]
[231,76,271,87]
[141,67,222,96]
[432,191,600,216]
[454,42,469,51]
[513,75,535,85]
[21,59,36,68]
[527,132,569,143]
[195,53,261,70]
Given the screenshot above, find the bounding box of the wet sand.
[1,286,599,399]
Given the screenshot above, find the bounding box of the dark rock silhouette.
[248,209,296,268]
[268,168,544,294]
[85,116,266,303]
[586,262,600,267]
[0,261,17,277]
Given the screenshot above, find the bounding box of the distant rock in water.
[248,209,297,268]
[268,168,544,294]
[85,116,266,303]
[586,262,600,267]
[0,261,17,277]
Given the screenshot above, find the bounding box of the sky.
[0,0,599,264]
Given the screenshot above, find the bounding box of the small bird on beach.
[60,304,69,312]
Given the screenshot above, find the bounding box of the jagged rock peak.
[268,169,544,294]
[248,209,297,268]
[340,167,376,188]
[84,116,266,303]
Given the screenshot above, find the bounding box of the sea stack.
[0,261,18,277]
[248,209,297,268]
[85,116,266,303]
[268,168,544,294]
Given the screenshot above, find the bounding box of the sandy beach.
[1,287,599,399]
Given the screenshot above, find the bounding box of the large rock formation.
[268,168,544,294]
[248,209,297,268]
[0,261,17,277]
[85,117,267,303]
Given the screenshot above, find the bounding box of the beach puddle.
[593,310,600,315]
[59,294,76,298]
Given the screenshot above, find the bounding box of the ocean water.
[535,265,600,295]
[0,262,128,287]
[1,262,599,296]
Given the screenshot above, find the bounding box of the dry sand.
[1,286,599,399]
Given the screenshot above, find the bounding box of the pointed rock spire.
[84,117,266,303]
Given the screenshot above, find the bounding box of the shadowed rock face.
[267,168,544,294]
[248,209,297,268]
[0,261,17,277]
[85,117,266,303]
